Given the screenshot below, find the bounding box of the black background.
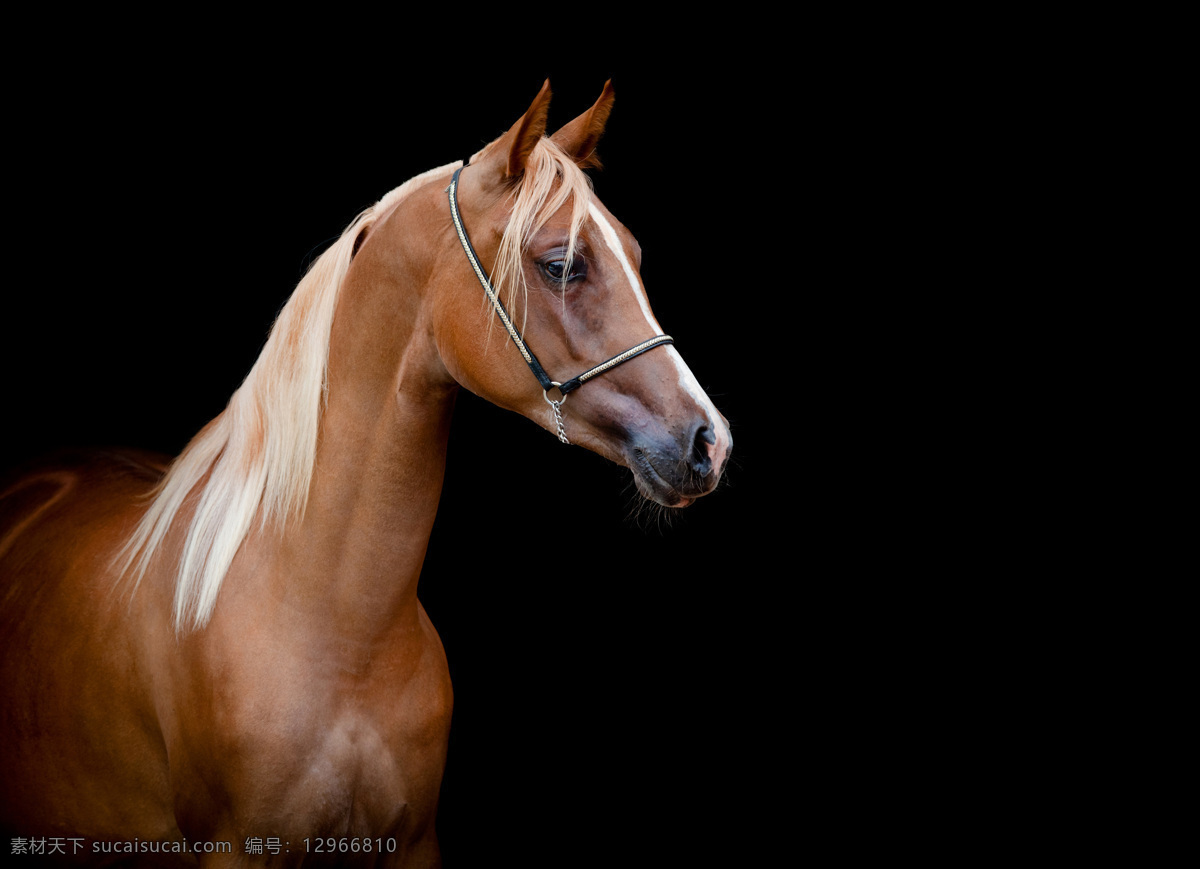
[5,53,790,865]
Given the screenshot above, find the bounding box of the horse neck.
[265,222,456,644]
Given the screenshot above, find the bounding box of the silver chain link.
[543,388,569,444]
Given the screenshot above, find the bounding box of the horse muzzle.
[628,417,732,508]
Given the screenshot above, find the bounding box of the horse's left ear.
[550,80,615,169]
[471,79,553,183]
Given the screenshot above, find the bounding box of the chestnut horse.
[0,81,731,866]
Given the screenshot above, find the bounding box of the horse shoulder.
[165,570,452,848]
[0,449,182,838]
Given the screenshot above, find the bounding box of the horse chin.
[629,450,696,509]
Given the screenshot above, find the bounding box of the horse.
[0,80,731,866]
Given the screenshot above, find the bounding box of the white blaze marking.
[588,202,661,333]
[588,203,732,468]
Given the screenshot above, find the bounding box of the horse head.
[357,81,732,508]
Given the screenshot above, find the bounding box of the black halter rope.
[448,165,673,441]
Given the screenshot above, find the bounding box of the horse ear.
[550,79,615,169]
[476,79,553,181]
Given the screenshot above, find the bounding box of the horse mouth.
[630,449,695,508]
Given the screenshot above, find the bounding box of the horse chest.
[281,711,417,830]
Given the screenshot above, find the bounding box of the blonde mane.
[119,140,592,634]
[487,137,594,332]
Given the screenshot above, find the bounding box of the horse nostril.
[689,423,717,477]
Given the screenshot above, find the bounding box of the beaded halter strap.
[448,165,674,443]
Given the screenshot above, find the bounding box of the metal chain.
[544,389,570,444]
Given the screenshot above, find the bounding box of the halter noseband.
[448,165,673,443]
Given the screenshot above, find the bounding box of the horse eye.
[541,258,586,284]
